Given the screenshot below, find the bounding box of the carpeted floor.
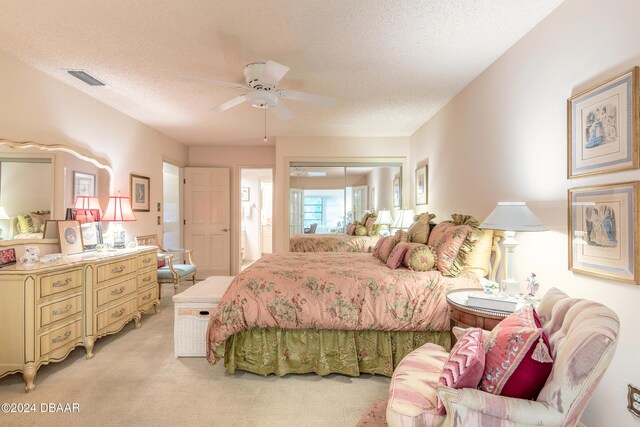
[0,281,389,426]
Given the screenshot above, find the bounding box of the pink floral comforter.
[206,253,481,363]
[289,234,379,253]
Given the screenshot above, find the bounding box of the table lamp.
[374,210,394,236]
[74,196,103,218]
[479,202,546,295]
[101,195,136,249]
[391,209,415,232]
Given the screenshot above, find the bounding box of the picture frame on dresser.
[568,67,639,178]
[57,220,84,254]
[42,220,59,239]
[130,173,150,212]
[569,182,640,284]
[66,208,103,250]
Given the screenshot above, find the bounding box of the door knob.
[222,228,229,232]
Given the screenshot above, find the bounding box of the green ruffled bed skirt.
[216,328,451,377]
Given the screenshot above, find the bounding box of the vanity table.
[0,246,159,392]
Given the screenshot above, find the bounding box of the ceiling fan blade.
[211,95,247,112]
[262,60,290,86]
[276,89,336,107]
[185,77,249,91]
[271,102,293,121]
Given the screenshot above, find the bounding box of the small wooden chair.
[136,234,197,295]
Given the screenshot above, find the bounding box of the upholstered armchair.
[386,287,620,427]
[136,234,197,296]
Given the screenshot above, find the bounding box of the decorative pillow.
[372,237,386,258]
[394,230,410,243]
[436,328,485,414]
[346,224,357,236]
[360,212,372,225]
[386,242,409,269]
[355,225,367,236]
[27,211,49,233]
[463,229,494,278]
[481,306,553,400]
[16,215,31,233]
[407,212,436,244]
[364,215,379,236]
[427,221,476,276]
[402,243,437,271]
[378,237,397,262]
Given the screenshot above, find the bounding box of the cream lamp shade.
[392,209,414,231]
[0,207,10,220]
[479,202,546,295]
[374,210,394,236]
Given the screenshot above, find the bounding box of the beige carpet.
[0,281,389,426]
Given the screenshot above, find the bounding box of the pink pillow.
[386,242,409,269]
[480,306,553,400]
[378,237,397,262]
[427,222,473,276]
[347,224,357,236]
[436,328,485,414]
[372,237,386,258]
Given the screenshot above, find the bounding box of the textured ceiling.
[0,0,564,146]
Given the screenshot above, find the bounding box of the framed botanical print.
[57,220,84,254]
[393,174,401,208]
[569,182,639,284]
[568,67,639,178]
[130,174,150,212]
[415,165,428,205]
[73,171,96,202]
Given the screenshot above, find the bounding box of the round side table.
[446,288,511,345]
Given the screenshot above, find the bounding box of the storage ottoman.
[172,276,234,357]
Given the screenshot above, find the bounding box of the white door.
[289,188,304,235]
[184,167,230,276]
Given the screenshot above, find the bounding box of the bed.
[289,233,380,253]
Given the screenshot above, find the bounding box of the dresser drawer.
[96,297,137,331]
[38,319,82,358]
[97,258,136,283]
[137,252,157,270]
[96,277,137,307]
[39,294,83,328]
[137,269,157,288]
[138,285,158,308]
[40,269,83,298]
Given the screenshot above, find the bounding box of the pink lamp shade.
[101,196,136,222]
[74,196,103,218]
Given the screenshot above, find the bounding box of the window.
[303,196,323,227]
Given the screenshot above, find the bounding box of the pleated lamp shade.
[101,196,136,222]
[74,196,103,218]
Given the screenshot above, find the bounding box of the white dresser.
[0,247,160,392]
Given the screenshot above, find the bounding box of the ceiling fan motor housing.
[246,90,278,108]
[244,62,272,90]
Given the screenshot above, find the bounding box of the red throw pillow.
[372,237,386,258]
[480,306,553,400]
[436,328,485,414]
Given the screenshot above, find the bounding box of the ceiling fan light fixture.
[246,90,278,109]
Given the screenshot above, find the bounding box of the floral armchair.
[386,287,620,427]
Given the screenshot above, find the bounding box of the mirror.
[0,139,112,246]
[288,163,402,237]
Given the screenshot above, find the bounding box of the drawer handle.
[111,286,126,296]
[51,330,71,344]
[111,308,126,319]
[142,293,152,301]
[142,275,152,283]
[52,304,73,316]
[111,265,126,274]
[143,257,152,263]
[52,277,72,288]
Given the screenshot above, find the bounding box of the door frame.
[234,166,275,275]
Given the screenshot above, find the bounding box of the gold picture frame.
[568,67,639,178]
[415,164,428,205]
[568,182,639,284]
[130,174,150,212]
[57,220,84,254]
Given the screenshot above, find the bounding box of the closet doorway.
[239,168,273,271]
[162,162,183,251]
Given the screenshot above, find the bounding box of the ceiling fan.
[187,60,336,121]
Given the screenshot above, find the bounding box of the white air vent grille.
[66,70,106,86]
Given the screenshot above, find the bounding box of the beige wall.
[275,136,411,252]
[0,50,188,242]
[410,0,640,424]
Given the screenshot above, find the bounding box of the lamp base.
[501,279,520,296]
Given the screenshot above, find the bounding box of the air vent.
[66,70,106,86]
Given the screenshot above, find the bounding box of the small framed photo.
[569,182,639,284]
[241,187,250,201]
[0,248,17,268]
[568,67,639,178]
[73,171,96,202]
[130,174,150,212]
[57,220,84,254]
[393,174,401,208]
[415,164,428,205]
[66,209,103,250]
[43,220,59,239]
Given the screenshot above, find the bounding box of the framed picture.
[241,187,250,201]
[130,174,150,212]
[568,67,639,178]
[415,164,428,205]
[43,220,59,239]
[66,208,102,250]
[73,171,96,202]
[393,174,401,208]
[57,220,84,254]
[569,182,639,284]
